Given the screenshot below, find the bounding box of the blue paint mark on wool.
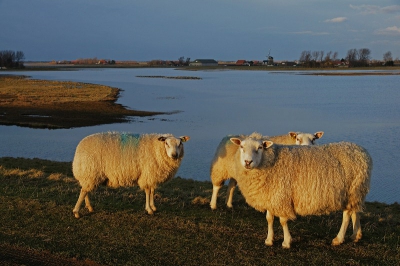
[120,133,141,147]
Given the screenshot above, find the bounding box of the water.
[1,68,399,204]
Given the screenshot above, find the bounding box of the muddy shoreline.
[0,75,169,129]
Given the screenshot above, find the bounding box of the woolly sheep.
[210,131,323,210]
[229,135,372,248]
[72,132,190,218]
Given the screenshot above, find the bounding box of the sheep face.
[289,131,324,145]
[158,136,190,159]
[230,137,273,169]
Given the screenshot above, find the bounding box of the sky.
[1,0,400,62]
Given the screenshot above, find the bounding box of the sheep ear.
[158,136,167,142]
[289,132,297,139]
[314,131,324,139]
[180,136,190,142]
[230,138,241,146]
[263,141,274,149]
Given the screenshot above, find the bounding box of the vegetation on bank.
[0,157,399,265]
[0,75,169,129]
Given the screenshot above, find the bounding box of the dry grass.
[0,75,168,128]
[0,157,399,265]
[0,75,117,106]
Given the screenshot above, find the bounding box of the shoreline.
[0,75,171,129]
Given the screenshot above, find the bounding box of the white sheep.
[210,131,323,210]
[72,132,190,218]
[229,135,372,248]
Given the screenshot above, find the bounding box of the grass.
[0,75,168,129]
[0,157,399,265]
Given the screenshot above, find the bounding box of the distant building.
[236,60,247,65]
[189,59,218,66]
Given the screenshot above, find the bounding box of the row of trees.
[299,48,397,68]
[0,50,25,69]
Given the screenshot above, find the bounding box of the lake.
[1,68,399,204]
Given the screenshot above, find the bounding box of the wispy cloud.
[324,17,347,23]
[374,26,400,36]
[350,4,400,14]
[290,31,329,36]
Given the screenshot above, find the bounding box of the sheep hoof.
[282,242,291,249]
[331,237,343,246]
[210,204,217,210]
[265,239,273,246]
[226,203,233,209]
[351,232,362,242]
[87,206,94,212]
[73,212,80,219]
[146,209,154,215]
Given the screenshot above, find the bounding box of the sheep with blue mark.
[229,134,372,248]
[210,131,324,210]
[72,132,190,218]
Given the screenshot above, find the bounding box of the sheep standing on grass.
[230,135,372,248]
[72,132,190,218]
[210,131,323,210]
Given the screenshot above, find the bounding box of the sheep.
[72,132,190,218]
[210,131,323,210]
[229,135,372,248]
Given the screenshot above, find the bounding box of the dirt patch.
[0,75,169,129]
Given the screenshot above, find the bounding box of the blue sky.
[1,0,399,62]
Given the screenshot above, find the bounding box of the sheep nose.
[245,160,252,166]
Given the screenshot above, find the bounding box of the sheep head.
[158,135,190,159]
[289,131,324,145]
[230,137,273,169]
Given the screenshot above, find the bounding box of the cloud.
[374,26,400,36]
[350,4,400,14]
[324,17,347,23]
[290,31,329,36]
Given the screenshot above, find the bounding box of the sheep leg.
[210,184,221,210]
[73,189,89,218]
[144,188,154,215]
[84,194,94,213]
[350,211,362,242]
[149,187,157,212]
[280,216,292,248]
[225,178,237,208]
[265,210,274,246]
[332,210,351,245]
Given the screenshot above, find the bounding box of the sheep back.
[73,132,183,191]
[234,142,372,220]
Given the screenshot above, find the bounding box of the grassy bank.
[0,75,168,129]
[0,157,399,265]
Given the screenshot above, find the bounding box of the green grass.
[0,157,399,265]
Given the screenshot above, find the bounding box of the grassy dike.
[0,157,399,265]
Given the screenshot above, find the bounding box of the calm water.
[1,68,399,203]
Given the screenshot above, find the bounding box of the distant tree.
[0,50,25,69]
[346,48,359,67]
[185,57,190,66]
[332,51,338,61]
[178,56,185,66]
[358,48,371,66]
[383,51,394,66]
[299,50,312,67]
[319,51,324,63]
